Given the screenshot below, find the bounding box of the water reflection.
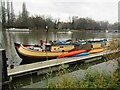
[0,29,116,66]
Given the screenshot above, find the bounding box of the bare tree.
[21,2,29,28]
[1,0,6,29]
[6,0,10,28]
[10,1,15,27]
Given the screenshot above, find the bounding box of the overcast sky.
[7,0,119,23]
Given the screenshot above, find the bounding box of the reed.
[78,69,120,88]
[107,35,119,50]
[104,35,120,61]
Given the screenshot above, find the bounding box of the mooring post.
[0,49,9,88]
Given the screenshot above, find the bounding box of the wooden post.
[0,50,2,90]
[0,49,9,86]
[45,26,48,60]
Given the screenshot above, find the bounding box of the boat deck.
[8,50,119,77]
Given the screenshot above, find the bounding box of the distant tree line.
[1,0,119,31]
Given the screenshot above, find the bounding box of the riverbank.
[48,68,120,88]
[47,59,120,88]
[22,58,120,88]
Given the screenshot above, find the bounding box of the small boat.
[73,52,89,57]
[57,50,87,58]
[14,43,74,64]
[6,28,30,32]
[87,38,107,43]
[52,39,88,46]
[52,39,73,45]
[88,48,105,54]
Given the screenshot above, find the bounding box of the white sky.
[6,0,119,23]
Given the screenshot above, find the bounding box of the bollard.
[0,49,9,89]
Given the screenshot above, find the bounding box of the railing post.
[0,49,9,89]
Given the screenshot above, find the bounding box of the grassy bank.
[47,67,120,88]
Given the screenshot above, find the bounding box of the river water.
[0,29,119,66]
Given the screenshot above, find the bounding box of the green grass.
[79,70,120,88]
[47,68,120,88]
